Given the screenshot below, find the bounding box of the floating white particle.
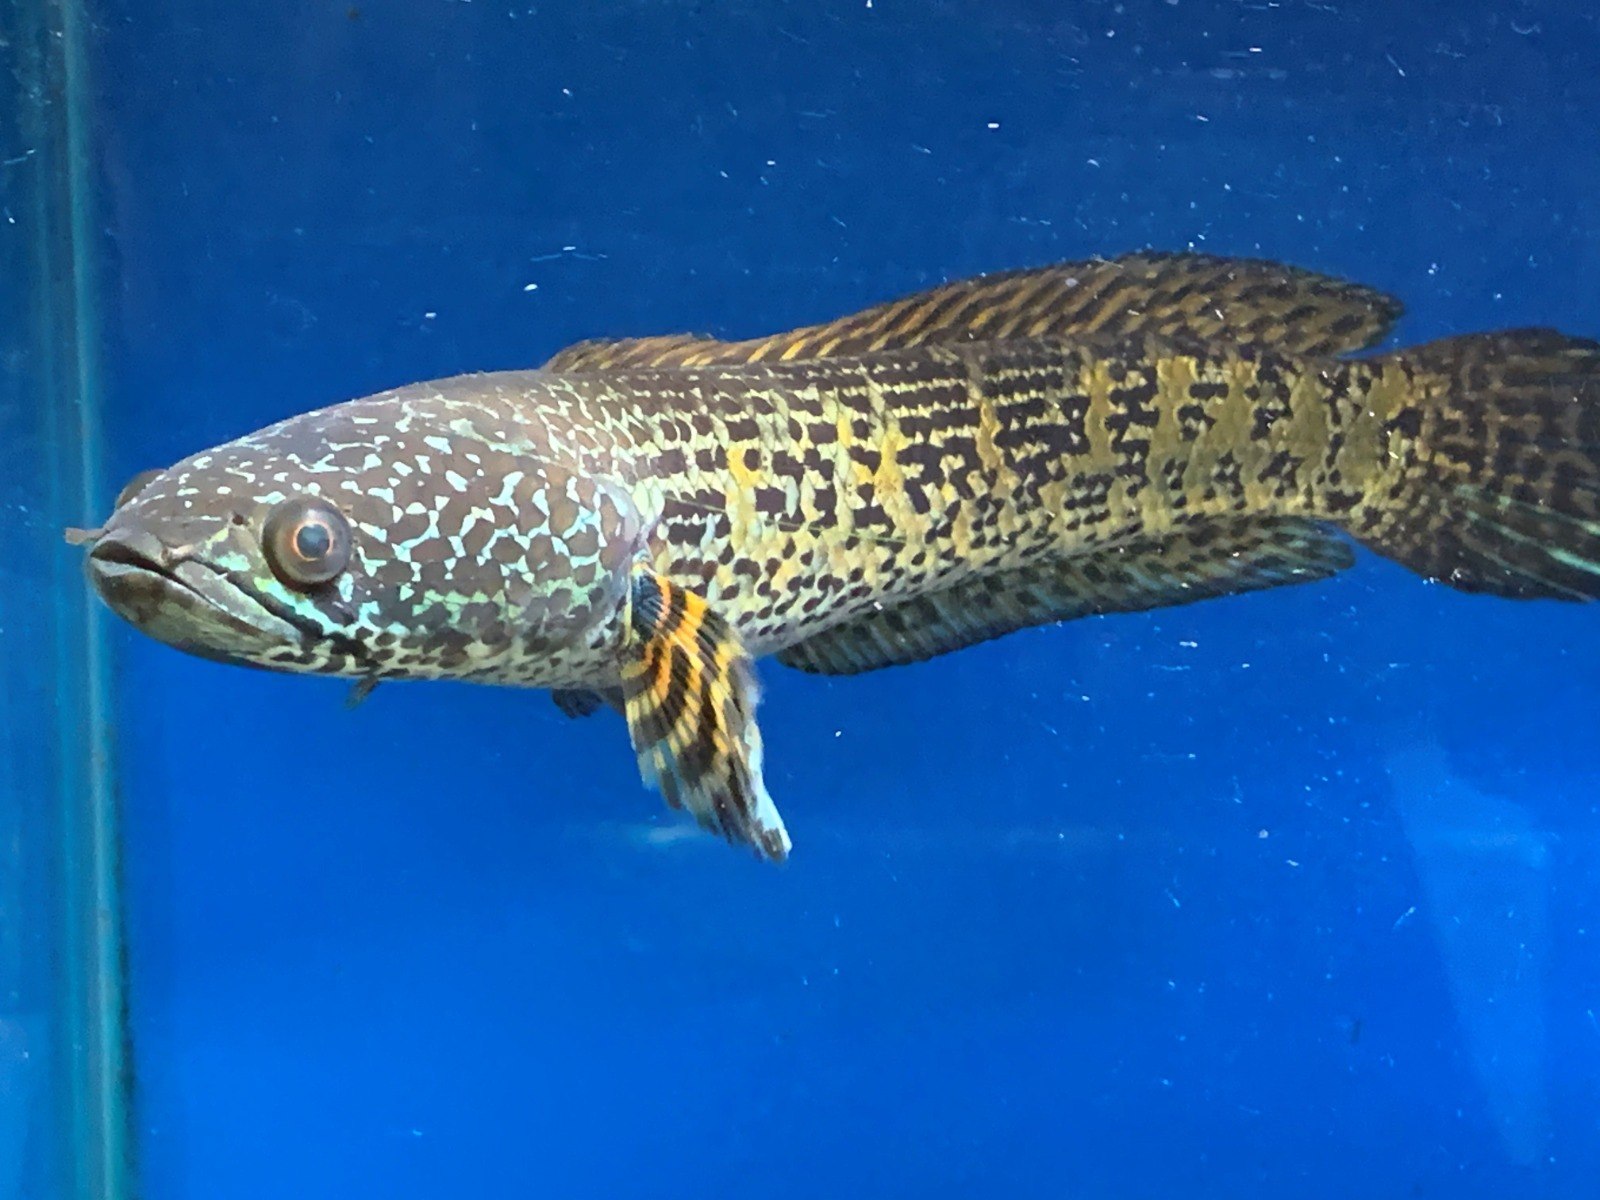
[423,311,436,319]
[523,282,538,292]
[986,121,1000,129]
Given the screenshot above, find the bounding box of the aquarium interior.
[3,1,127,1198]
[5,0,1600,1197]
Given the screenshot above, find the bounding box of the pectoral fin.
[620,566,791,862]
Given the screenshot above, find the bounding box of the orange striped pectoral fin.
[620,566,791,862]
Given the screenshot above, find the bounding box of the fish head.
[75,390,643,682]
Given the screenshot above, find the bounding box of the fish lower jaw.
[87,532,304,659]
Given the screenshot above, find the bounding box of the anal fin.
[621,565,791,861]
[777,518,1354,676]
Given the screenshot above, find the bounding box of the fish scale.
[69,251,1600,861]
[570,339,1397,655]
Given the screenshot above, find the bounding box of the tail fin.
[1350,329,1600,600]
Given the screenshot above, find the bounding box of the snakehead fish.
[67,252,1600,861]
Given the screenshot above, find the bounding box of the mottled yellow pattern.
[77,251,1600,859]
[540,251,1600,676]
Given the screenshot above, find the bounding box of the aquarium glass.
[20,1,1600,1197]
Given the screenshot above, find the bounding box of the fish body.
[579,340,1400,653]
[72,252,1600,860]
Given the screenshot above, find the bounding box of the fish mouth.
[86,525,306,661]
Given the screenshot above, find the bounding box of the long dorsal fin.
[776,518,1354,676]
[541,251,1403,372]
[545,333,721,372]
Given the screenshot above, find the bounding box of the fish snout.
[84,523,186,624]
[79,518,302,657]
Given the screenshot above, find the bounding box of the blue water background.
[87,1,1600,1196]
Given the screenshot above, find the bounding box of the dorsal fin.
[543,333,720,372]
[541,251,1404,372]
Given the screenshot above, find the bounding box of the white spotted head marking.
[79,383,643,685]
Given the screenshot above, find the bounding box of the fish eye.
[115,468,163,508]
[262,496,352,589]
